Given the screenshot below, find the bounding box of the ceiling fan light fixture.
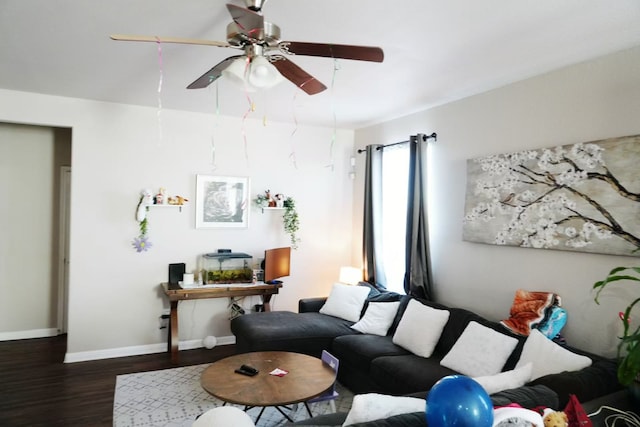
[245,0,267,12]
[222,57,258,92]
[248,56,284,89]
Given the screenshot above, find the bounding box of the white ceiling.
[1,0,639,129]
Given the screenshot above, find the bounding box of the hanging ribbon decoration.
[209,82,219,171]
[240,56,255,163]
[326,58,340,171]
[210,138,217,171]
[155,37,164,145]
[289,88,299,169]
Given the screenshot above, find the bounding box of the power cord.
[588,405,640,427]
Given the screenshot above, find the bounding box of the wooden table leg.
[262,294,273,312]
[169,300,179,364]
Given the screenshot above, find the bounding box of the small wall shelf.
[261,207,285,213]
[150,204,186,212]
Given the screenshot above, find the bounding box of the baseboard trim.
[63,335,236,363]
[0,328,59,341]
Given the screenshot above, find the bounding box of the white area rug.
[113,363,354,427]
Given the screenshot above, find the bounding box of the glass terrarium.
[201,252,254,284]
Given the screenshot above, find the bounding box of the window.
[381,144,409,294]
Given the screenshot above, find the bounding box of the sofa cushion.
[392,299,450,358]
[299,297,328,313]
[370,354,458,395]
[352,301,401,336]
[342,393,425,426]
[516,329,592,380]
[231,311,358,356]
[490,384,559,409]
[320,283,371,322]
[528,354,621,408]
[332,334,410,373]
[440,321,519,377]
[346,412,426,427]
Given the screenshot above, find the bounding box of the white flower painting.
[463,135,640,257]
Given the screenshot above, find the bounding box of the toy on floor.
[543,408,568,427]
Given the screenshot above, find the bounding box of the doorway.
[0,123,71,341]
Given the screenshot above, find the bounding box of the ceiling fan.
[111,0,384,95]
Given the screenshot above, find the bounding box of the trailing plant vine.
[283,197,300,249]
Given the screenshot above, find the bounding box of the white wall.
[354,45,640,357]
[0,89,356,361]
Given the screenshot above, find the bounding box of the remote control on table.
[240,365,259,374]
[234,368,257,376]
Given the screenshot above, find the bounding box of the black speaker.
[168,263,186,284]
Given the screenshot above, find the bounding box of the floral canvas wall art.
[463,135,640,257]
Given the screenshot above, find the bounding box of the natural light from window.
[381,145,409,294]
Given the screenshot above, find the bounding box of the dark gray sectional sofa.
[230,287,621,413]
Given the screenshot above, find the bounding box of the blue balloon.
[425,375,493,427]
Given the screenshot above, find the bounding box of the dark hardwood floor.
[0,335,236,426]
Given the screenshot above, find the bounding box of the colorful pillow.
[342,393,425,426]
[392,299,450,358]
[319,283,370,322]
[440,321,519,377]
[351,301,401,336]
[515,329,592,380]
[500,289,560,336]
[473,363,532,395]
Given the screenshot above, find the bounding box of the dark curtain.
[403,133,434,300]
[362,144,387,289]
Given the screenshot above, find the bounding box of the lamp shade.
[339,266,362,285]
[248,55,284,89]
[222,55,284,91]
[222,57,256,91]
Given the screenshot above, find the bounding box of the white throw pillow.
[440,321,519,377]
[319,283,371,322]
[392,299,450,358]
[351,301,401,336]
[473,363,533,395]
[342,393,425,426]
[515,329,592,380]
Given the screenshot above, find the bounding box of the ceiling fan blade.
[226,4,264,39]
[270,56,327,95]
[187,55,244,89]
[279,41,384,62]
[110,34,231,48]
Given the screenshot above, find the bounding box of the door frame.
[57,166,71,334]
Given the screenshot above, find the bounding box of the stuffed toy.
[543,408,568,427]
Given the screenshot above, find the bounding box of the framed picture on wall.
[195,175,250,229]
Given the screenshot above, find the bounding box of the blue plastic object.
[536,306,567,338]
[425,375,493,427]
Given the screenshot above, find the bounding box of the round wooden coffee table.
[201,351,335,422]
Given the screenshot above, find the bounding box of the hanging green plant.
[283,197,300,249]
[132,191,153,252]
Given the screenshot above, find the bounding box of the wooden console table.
[161,282,282,363]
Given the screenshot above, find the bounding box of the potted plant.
[254,192,269,208]
[283,197,300,249]
[593,266,640,395]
